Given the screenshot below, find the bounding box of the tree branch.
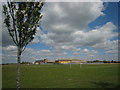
[7,2,19,45]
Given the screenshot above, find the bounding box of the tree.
[3,1,44,89]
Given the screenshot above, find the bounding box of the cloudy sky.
[1,1,119,63]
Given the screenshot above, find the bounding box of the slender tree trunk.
[16,47,21,90]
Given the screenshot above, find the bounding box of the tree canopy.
[3,1,44,52]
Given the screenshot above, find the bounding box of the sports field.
[2,64,119,88]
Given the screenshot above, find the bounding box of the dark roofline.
[56,59,84,61]
[55,60,72,61]
[35,60,44,62]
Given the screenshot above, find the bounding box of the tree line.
[87,60,120,63]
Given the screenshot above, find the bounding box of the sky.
[1,0,119,64]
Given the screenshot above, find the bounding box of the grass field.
[2,64,119,88]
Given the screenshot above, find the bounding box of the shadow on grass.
[92,81,118,88]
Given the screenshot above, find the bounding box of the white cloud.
[93,40,118,50]
[83,48,89,52]
[36,49,67,56]
[73,48,98,55]
[72,22,117,46]
[32,2,118,59]
[42,2,104,31]
[3,45,17,51]
[34,2,117,52]
[105,50,118,54]
[55,45,75,50]
[89,55,96,57]
[40,21,117,50]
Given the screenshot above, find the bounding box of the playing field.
[2,64,119,88]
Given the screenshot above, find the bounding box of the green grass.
[2,64,119,88]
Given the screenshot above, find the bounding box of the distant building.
[34,60,44,64]
[34,58,50,64]
[34,58,87,64]
[55,59,71,64]
[47,61,55,64]
[55,59,87,64]
[44,59,48,63]
[72,59,87,63]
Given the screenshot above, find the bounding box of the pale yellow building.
[55,59,87,64]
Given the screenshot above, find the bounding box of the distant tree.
[3,1,44,89]
[103,60,107,63]
[87,61,93,63]
[103,60,110,63]
[111,60,114,63]
[21,61,31,64]
[94,60,100,62]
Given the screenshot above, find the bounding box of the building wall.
[59,61,71,64]
[55,59,87,64]
[44,59,48,63]
[71,60,87,63]
[35,62,39,64]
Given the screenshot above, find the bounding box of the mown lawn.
[2,64,119,88]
